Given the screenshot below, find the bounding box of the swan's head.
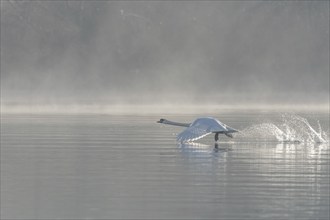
[157,118,165,123]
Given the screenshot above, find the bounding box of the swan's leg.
[215,133,219,142]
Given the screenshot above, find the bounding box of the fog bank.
[1,1,329,110]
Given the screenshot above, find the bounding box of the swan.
[157,117,238,142]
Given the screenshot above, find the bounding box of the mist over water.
[1,1,329,110]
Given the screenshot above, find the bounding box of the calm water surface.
[1,111,329,219]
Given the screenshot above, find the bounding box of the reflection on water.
[1,113,329,219]
[178,142,233,160]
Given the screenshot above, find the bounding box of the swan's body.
[157,117,238,142]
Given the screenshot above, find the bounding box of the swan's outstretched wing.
[177,117,229,142]
[177,126,211,142]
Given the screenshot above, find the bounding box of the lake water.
[1,111,329,219]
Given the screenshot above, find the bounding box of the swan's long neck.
[157,119,190,127]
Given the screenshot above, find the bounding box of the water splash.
[240,114,329,144]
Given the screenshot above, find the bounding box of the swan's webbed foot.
[215,133,219,142]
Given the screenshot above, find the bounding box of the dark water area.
[1,111,329,219]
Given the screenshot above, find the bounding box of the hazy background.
[1,1,329,111]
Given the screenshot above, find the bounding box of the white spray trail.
[239,114,329,144]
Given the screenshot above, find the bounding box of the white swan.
[157,117,238,142]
